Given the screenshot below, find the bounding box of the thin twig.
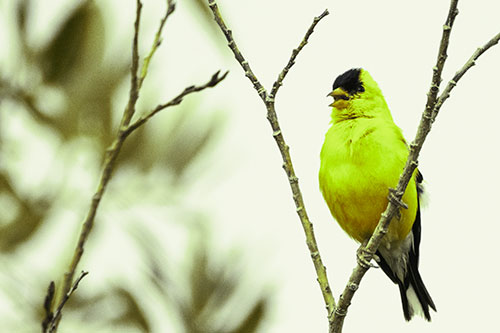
[138,0,177,90]
[432,31,500,121]
[270,9,329,98]
[124,70,228,135]
[207,0,335,318]
[331,1,481,332]
[0,79,58,129]
[44,271,88,333]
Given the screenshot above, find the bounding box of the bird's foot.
[388,188,408,209]
[356,246,379,269]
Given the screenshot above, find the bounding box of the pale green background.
[1,0,499,332]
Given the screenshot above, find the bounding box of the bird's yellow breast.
[319,117,418,244]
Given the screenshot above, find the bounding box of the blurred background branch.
[0,0,269,332]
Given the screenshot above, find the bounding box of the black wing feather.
[376,171,436,321]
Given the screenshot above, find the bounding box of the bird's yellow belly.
[319,126,418,244]
[324,165,416,243]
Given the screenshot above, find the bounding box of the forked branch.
[207,0,335,319]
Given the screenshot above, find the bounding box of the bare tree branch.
[207,0,336,319]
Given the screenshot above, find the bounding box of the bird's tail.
[377,241,436,321]
[399,258,436,321]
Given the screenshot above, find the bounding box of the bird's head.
[327,68,390,120]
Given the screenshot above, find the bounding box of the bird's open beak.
[327,88,349,107]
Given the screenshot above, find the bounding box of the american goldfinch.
[319,68,436,321]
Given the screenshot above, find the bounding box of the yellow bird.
[319,68,436,321]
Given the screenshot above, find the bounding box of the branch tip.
[45,271,89,333]
[318,8,330,19]
[208,70,229,87]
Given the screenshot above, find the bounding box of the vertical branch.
[207,0,335,318]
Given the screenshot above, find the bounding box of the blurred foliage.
[58,286,151,332]
[40,1,104,85]
[0,0,270,332]
[105,225,270,333]
[38,0,121,143]
[0,173,50,252]
[31,226,269,333]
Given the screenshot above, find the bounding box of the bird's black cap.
[332,68,365,95]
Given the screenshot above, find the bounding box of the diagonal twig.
[432,31,500,121]
[124,70,228,135]
[270,10,329,98]
[138,0,177,90]
[207,0,335,319]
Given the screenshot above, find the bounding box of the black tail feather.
[377,250,412,321]
[408,173,436,318]
[408,259,436,319]
[377,246,435,321]
[396,279,411,321]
